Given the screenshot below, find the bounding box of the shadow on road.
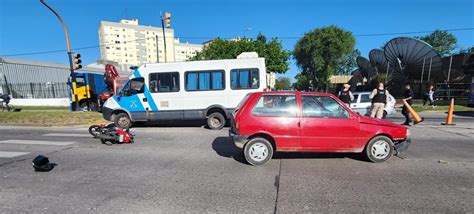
[212,137,248,164]
[273,152,365,162]
[453,111,474,117]
[212,136,366,164]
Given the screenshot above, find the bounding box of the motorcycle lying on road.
[88,123,135,145]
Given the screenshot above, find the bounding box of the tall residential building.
[98,19,203,70]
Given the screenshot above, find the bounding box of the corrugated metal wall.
[0,57,103,98]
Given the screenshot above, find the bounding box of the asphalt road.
[0,113,473,213]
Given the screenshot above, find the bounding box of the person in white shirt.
[423,85,436,108]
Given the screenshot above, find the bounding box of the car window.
[252,95,297,117]
[353,94,359,103]
[235,93,251,112]
[302,95,349,118]
[121,77,144,96]
[360,94,371,103]
[76,76,86,87]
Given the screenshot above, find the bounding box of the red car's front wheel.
[365,136,395,163]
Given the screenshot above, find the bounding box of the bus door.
[116,77,147,121]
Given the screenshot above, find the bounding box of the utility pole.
[40,0,80,110]
[160,12,168,62]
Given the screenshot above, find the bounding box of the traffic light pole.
[160,15,168,63]
[40,0,80,110]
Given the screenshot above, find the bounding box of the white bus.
[102,54,267,129]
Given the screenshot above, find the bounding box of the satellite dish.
[384,37,443,80]
[369,49,391,73]
[356,56,377,79]
[348,69,365,92]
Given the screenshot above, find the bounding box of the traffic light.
[73,53,82,70]
[165,12,171,28]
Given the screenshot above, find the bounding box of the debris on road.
[438,160,448,164]
[32,155,56,172]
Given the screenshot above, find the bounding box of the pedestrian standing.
[402,83,415,126]
[369,82,390,119]
[338,84,354,106]
[423,85,436,109]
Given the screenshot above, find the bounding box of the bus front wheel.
[207,112,225,130]
[114,113,131,129]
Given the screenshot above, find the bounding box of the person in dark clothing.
[402,83,414,126]
[369,82,390,119]
[338,84,354,106]
[0,93,11,105]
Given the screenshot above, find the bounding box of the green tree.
[416,30,457,56]
[293,73,311,91]
[337,49,361,75]
[293,25,356,91]
[274,77,292,91]
[190,33,290,73]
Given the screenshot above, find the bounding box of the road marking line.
[43,133,91,137]
[0,140,76,146]
[0,151,30,158]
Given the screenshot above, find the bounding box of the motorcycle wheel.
[89,125,101,137]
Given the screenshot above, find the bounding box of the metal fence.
[1,82,69,99]
[434,83,471,99]
[0,57,105,99]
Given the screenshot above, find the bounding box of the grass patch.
[411,104,474,112]
[14,106,70,111]
[0,111,106,126]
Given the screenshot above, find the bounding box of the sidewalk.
[387,111,473,120]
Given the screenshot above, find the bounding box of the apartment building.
[98,19,203,70]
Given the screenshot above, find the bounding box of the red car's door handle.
[297,121,301,127]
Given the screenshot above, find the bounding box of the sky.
[0,0,473,80]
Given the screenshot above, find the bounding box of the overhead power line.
[1,27,473,57]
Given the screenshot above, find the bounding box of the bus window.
[199,72,211,90]
[149,72,180,93]
[230,68,259,90]
[185,70,225,91]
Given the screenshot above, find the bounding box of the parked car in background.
[230,91,410,165]
[350,91,396,118]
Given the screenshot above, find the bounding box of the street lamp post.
[40,0,80,110]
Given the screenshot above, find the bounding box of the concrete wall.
[10,98,69,107]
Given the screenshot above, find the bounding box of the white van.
[102,55,267,129]
[350,91,396,118]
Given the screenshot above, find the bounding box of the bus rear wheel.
[207,112,225,130]
[114,113,131,129]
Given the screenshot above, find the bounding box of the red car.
[230,92,410,165]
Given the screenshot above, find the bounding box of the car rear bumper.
[394,137,411,157]
[229,129,248,149]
